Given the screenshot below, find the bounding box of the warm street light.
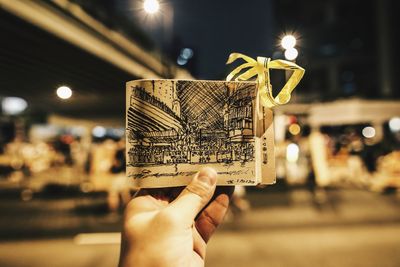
[362,126,376,138]
[286,143,299,163]
[56,86,72,99]
[389,117,400,132]
[281,35,297,50]
[284,47,298,60]
[92,126,106,138]
[1,97,27,115]
[140,0,174,73]
[143,0,160,14]
[280,34,299,61]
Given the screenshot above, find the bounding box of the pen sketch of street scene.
[126,80,257,181]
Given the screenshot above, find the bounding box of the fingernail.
[197,167,217,186]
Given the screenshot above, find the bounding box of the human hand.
[118,167,233,267]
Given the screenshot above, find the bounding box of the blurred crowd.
[0,126,130,212]
[275,116,400,193]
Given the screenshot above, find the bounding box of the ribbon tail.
[259,60,305,107]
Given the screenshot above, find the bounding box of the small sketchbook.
[126,79,275,188]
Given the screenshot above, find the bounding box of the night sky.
[120,0,275,80]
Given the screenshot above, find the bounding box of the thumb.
[168,167,217,226]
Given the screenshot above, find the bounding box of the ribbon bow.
[226,53,305,108]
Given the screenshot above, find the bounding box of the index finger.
[195,186,234,243]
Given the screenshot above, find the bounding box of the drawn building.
[127,80,257,166]
[127,80,182,165]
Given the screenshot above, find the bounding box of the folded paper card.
[126,79,275,187]
[126,53,304,188]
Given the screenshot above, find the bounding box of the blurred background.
[0,0,399,266]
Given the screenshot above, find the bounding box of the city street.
[208,224,400,267]
[1,0,399,267]
[0,219,399,267]
[0,188,400,267]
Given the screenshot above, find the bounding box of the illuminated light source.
[181,48,193,59]
[177,48,193,66]
[92,126,106,138]
[143,0,160,14]
[281,35,297,49]
[284,47,298,60]
[110,128,125,138]
[71,126,86,137]
[286,143,299,163]
[362,126,376,138]
[56,86,72,99]
[288,123,301,135]
[2,97,28,115]
[177,56,188,66]
[389,117,400,132]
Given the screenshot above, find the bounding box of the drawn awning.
[127,98,182,134]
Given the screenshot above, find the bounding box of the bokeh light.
[389,117,400,132]
[92,126,106,138]
[1,97,28,115]
[181,48,193,59]
[56,86,72,99]
[281,35,297,49]
[289,123,301,135]
[362,126,376,138]
[286,143,299,162]
[284,47,298,60]
[143,0,160,14]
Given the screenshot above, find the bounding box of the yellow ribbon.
[226,53,305,108]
